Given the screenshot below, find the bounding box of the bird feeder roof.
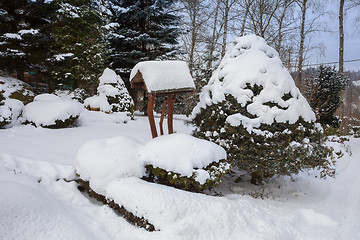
[130,61,195,95]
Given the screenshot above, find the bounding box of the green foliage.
[109,0,180,81]
[310,66,348,127]
[9,88,34,105]
[48,0,108,95]
[23,115,79,129]
[192,95,335,184]
[0,91,5,104]
[0,0,52,79]
[144,160,231,192]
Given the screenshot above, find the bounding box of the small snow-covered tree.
[84,68,134,115]
[191,35,334,184]
[309,65,348,127]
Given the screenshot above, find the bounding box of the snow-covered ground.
[0,111,359,240]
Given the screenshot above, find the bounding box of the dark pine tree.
[48,0,108,95]
[310,65,348,127]
[0,0,51,80]
[109,0,180,84]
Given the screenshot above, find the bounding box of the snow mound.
[84,95,111,113]
[99,68,118,85]
[34,93,61,102]
[130,61,195,93]
[0,106,12,126]
[22,94,82,127]
[139,133,226,177]
[75,136,145,195]
[192,35,315,133]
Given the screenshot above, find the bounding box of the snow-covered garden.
[1,34,360,240]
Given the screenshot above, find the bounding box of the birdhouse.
[130,61,195,138]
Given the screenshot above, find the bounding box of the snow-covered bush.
[309,66,347,128]
[54,88,88,103]
[140,133,230,192]
[0,92,12,128]
[75,136,145,195]
[0,76,34,105]
[191,35,335,184]
[84,68,134,116]
[22,94,82,128]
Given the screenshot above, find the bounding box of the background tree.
[48,0,108,95]
[109,0,180,83]
[0,0,51,81]
[309,65,348,127]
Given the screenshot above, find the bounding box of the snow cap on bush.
[139,133,227,177]
[75,136,145,195]
[22,94,82,128]
[192,34,315,134]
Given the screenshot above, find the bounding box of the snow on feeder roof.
[130,61,195,95]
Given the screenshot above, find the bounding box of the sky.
[310,2,360,72]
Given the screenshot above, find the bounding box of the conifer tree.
[108,0,180,83]
[48,0,108,95]
[0,0,50,80]
[191,35,335,184]
[310,65,348,127]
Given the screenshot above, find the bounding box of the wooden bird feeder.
[130,61,195,138]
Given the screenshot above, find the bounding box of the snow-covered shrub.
[75,136,145,195]
[22,94,82,128]
[54,88,88,103]
[0,92,12,128]
[84,68,134,116]
[139,133,230,192]
[0,76,34,105]
[309,66,347,128]
[191,35,335,184]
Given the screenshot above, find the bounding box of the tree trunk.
[297,0,307,91]
[221,0,230,58]
[339,0,345,74]
[206,0,220,69]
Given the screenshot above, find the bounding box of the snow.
[84,95,111,112]
[18,29,39,35]
[75,136,145,195]
[0,76,34,99]
[0,109,359,239]
[352,80,360,87]
[130,61,195,93]
[99,68,118,85]
[53,53,74,61]
[139,133,226,177]
[192,35,316,133]
[0,105,11,121]
[3,33,22,40]
[22,94,82,127]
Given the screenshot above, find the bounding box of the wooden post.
[159,100,166,135]
[167,93,177,134]
[147,95,158,138]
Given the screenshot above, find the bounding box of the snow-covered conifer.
[191,35,334,184]
[84,68,134,115]
[309,65,348,127]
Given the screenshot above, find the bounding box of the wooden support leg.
[167,93,177,134]
[147,95,158,138]
[159,100,166,135]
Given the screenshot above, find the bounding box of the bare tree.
[339,0,345,74]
